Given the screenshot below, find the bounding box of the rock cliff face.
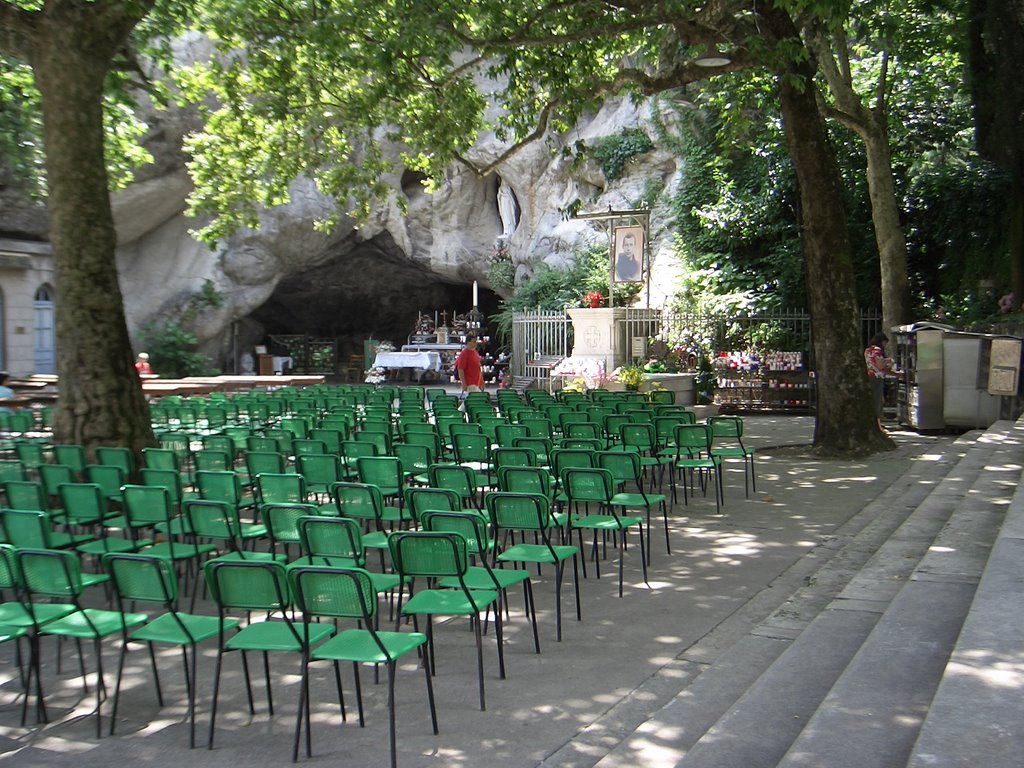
[10,86,689,368]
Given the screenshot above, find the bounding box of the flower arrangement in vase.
[584,291,605,309]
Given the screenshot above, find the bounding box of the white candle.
[472,280,479,306]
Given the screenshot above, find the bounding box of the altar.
[373,350,443,382]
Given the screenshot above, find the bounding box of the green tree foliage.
[589,128,654,181]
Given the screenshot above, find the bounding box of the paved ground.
[0,416,958,768]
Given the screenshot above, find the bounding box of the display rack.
[714,351,815,413]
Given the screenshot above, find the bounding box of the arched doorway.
[34,283,55,374]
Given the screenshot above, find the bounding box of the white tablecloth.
[374,351,443,371]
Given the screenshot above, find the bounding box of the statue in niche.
[497,179,520,236]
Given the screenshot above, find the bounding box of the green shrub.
[590,129,654,181]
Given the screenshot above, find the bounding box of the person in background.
[455,334,484,394]
[865,332,896,423]
[135,352,154,376]
[0,372,16,414]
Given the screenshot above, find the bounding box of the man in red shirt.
[455,334,484,393]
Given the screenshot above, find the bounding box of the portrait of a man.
[614,225,645,282]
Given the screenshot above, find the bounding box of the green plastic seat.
[388,530,504,711]
[183,498,281,564]
[291,515,403,595]
[103,552,239,746]
[59,482,145,557]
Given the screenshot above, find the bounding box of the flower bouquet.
[584,291,605,309]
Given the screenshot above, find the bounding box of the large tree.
[182,0,889,453]
[0,0,158,459]
[969,0,1024,304]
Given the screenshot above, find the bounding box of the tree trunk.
[764,4,893,455]
[969,0,1024,302]
[32,10,155,462]
[864,130,913,340]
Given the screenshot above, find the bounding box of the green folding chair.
[388,530,504,711]
[103,552,239,746]
[204,559,334,749]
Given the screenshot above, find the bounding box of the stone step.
[775,421,1020,768]
[907,420,1024,768]
[668,424,1016,768]
[542,428,977,768]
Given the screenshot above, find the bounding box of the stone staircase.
[544,419,1024,768]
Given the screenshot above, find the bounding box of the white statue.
[497,179,519,236]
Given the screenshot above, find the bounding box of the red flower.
[585,291,604,308]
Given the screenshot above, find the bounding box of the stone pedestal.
[601,373,698,405]
[568,308,629,373]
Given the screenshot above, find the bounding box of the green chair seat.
[76,537,151,556]
[225,620,334,653]
[130,612,236,646]
[312,627,426,665]
[143,541,219,561]
[402,587,498,617]
[42,607,147,639]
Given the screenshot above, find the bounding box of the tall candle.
[472,280,479,306]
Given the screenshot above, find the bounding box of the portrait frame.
[612,225,645,283]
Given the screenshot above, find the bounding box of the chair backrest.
[204,559,292,614]
[122,484,175,528]
[289,565,377,623]
[564,421,603,441]
[341,440,379,465]
[297,515,364,564]
[485,491,559,535]
[308,428,344,455]
[388,530,469,580]
[196,470,245,505]
[256,472,308,505]
[620,422,658,452]
[708,416,744,440]
[292,439,328,458]
[183,498,244,544]
[143,447,182,472]
[296,453,343,485]
[0,460,27,484]
[355,456,403,494]
[103,552,179,607]
[39,464,75,497]
[4,480,48,511]
[496,465,553,497]
[353,429,391,455]
[550,447,595,479]
[405,486,462,521]
[16,547,85,599]
[53,445,87,474]
[264,503,322,548]
[2,509,58,548]
[244,450,287,477]
[427,463,478,501]
[86,464,127,499]
[595,450,642,485]
[14,441,48,469]
[492,446,537,471]
[562,466,614,505]
[58,482,108,525]
[674,423,714,454]
[96,446,135,475]
[494,423,530,447]
[330,481,385,522]
[420,509,491,557]
[139,467,186,507]
[194,449,233,472]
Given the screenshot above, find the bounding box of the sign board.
[988,338,1022,396]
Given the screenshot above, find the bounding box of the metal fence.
[511,307,882,384]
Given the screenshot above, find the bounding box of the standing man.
[455,334,484,394]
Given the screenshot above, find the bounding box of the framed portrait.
[613,225,645,283]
